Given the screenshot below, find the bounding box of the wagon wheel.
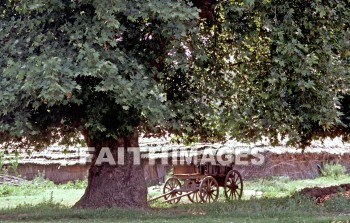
[199,176,219,203]
[186,180,201,203]
[188,190,201,203]
[224,170,243,200]
[163,177,182,204]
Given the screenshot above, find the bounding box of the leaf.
[245,0,255,6]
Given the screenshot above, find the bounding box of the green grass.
[1,196,350,223]
[0,176,87,197]
[0,176,86,208]
[244,175,350,198]
[0,188,85,209]
[1,174,350,222]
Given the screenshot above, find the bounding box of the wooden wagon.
[150,163,243,203]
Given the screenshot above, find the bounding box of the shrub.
[319,162,346,179]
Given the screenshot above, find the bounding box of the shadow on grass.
[1,195,350,223]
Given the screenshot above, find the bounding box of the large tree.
[0,0,349,208]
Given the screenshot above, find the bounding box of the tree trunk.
[74,131,148,209]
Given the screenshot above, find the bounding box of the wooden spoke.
[224,170,243,201]
[199,176,219,203]
[188,189,201,203]
[163,177,182,204]
[186,179,201,203]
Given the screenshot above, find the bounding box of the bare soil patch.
[298,183,350,203]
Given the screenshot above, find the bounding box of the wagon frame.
[150,162,243,204]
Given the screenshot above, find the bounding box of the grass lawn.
[0,173,350,222]
[1,197,350,223]
[0,188,85,209]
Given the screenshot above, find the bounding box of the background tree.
[0,0,349,208]
[200,0,350,147]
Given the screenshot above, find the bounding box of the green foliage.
[9,151,19,175]
[319,163,346,179]
[0,0,203,147]
[0,151,20,174]
[0,184,15,196]
[204,0,350,147]
[0,0,349,149]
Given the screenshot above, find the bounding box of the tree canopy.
[1,0,349,149]
[210,0,350,147]
[0,0,206,147]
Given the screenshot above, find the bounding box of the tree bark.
[74,130,148,209]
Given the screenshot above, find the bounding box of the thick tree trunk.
[74,131,148,209]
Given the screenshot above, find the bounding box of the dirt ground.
[298,183,350,203]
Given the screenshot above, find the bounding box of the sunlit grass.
[0,172,350,222]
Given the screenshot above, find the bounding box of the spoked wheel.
[224,169,243,200]
[186,180,201,203]
[199,176,219,203]
[188,189,201,203]
[163,177,182,204]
